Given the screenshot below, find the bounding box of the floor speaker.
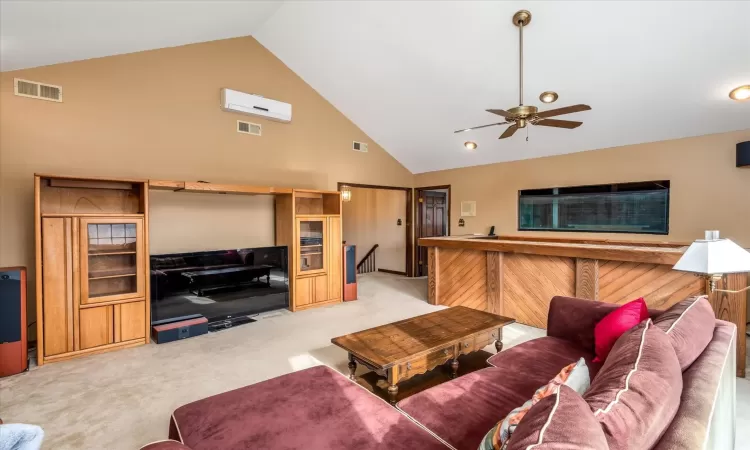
[343,245,357,301]
[0,267,28,377]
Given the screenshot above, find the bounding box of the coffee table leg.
[450,359,459,379]
[495,327,504,353]
[348,354,357,381]
[387,384,399,405]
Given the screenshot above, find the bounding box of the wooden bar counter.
[419,235,747,377]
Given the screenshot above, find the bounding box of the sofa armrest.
[140,440,192,450]
[547,296,620,351]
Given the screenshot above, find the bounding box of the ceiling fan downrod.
[513,10,531,106]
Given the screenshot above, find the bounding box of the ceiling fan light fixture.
[540,91,558,103]
[729,85,750,101]
[464,141,477,150]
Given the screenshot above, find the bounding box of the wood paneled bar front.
[419,235,748,377]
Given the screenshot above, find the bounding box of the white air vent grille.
[14,78,62,102]
[352,141,368,152]
[237,120,261,136]
[461,201,477,217]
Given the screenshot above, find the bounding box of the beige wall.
[0,36,414,335]
[342,187,408,273]
[416,129,750,246]
[148,191,275,254]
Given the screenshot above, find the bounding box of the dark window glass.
[518,180,669,234]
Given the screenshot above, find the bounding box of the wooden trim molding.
[486,251,503,315]
[708,273,747,378]
[427,247,438,304]
[337,182,414,277]
[378,268,407,276]
[418,236,686,265]
[575,258,599,300]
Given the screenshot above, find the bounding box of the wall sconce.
[341,185,352,202]
[673,230,750,293]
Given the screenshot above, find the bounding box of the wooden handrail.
[357,244,379,274]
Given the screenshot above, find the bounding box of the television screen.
[150,246,288,324]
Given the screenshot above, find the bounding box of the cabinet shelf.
[89,273,137,281]
[89,251,137,256]
[300,244,323,248]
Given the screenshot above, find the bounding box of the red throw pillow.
[593,298,649,362]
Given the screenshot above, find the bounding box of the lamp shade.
[673,238,750,275]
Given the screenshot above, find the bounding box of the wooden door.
[418,191,447,276]
[296,218,327,277]
[327,216,342,301]
[79,218,145,305]
[314,275,329,303]
[295,276,314,308]
[42,217,78,356]
[114,301,146,342]
[79,305,114,350]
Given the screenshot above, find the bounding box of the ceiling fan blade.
[534,119,583,129]
[535,104,591,119]
[499,124,519,139]
[454,122,510,133]
[486,109,512,118]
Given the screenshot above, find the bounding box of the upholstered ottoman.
[163,365,449,450]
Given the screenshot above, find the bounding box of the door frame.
[414,185,451,277]
[337,182,413,277]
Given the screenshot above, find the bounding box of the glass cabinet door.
[297,218,327,276]
[80,218,145,304]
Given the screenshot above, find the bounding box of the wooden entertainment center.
[35,174,342,365]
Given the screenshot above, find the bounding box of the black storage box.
[151,315,208,344]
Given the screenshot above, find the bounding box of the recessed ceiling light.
[464,141,477,150]
[539,91,558,103]
[729,85,750,101]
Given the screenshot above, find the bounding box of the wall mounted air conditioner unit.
[221,88,292,123]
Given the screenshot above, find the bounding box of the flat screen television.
[150,246,288,325]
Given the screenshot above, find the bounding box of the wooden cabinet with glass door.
[296,218,327,276]
[35,174,150,366]
[276,189,343,311]
[80,218,145,304]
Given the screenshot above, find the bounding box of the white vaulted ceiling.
[2,1,749,173]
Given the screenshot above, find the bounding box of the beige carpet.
[2,272,748,449]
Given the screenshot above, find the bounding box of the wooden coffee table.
[331,306,515,404]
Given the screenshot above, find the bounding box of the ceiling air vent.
[352,141,368,153]
[237,120,261,136]
[14,78,62,102]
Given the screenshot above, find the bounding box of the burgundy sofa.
[142,296,736,450]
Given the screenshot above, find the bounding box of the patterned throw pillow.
[478,358,590,450]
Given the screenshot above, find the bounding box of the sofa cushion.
[653,296,716,371]
[506,386,609,450]
[397,367,527,450]
[170,365,448,450]
[398,338,597,450]
[478,358,590,449]
[592,297,649,362]
[584,319,682,450]
[487,336,603,379]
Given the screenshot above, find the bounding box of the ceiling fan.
[455,10,591,140]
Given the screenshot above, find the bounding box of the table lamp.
[673,230,750,293]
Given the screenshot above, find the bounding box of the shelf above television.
[149,179,293,195]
